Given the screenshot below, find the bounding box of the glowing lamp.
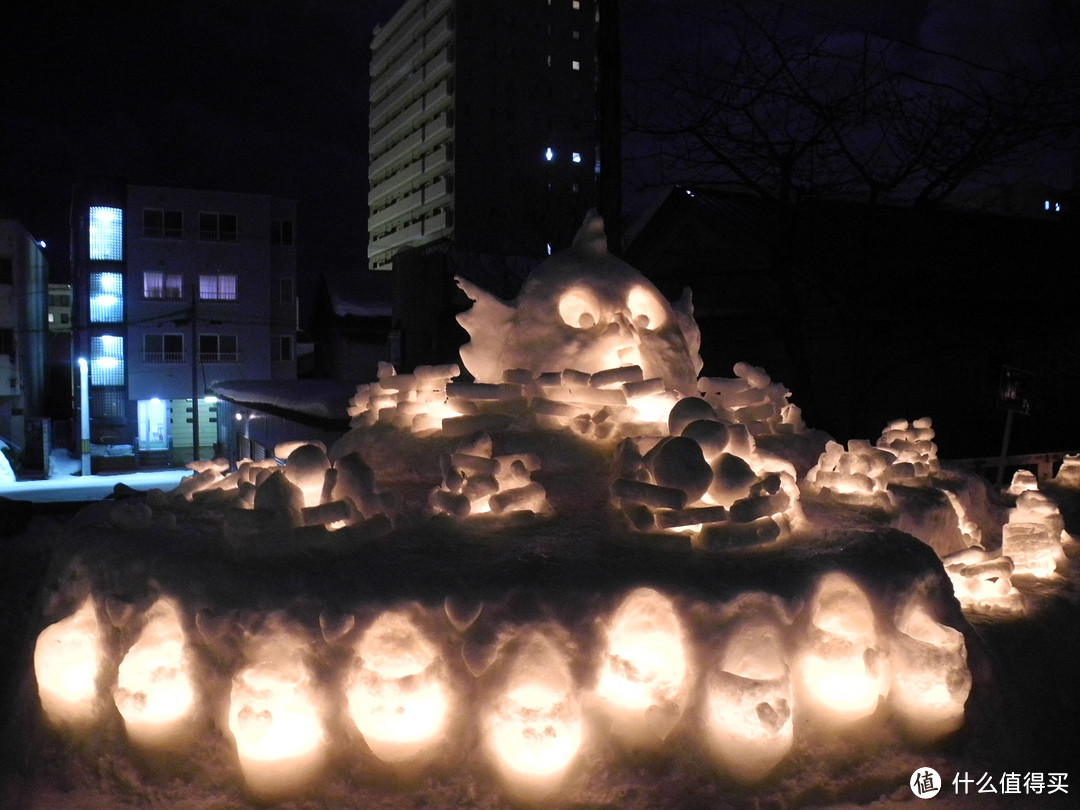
[346,609,451,762]
[594,587,690,744]
[704,611,793,782]
[114,597,196,747]
[486,631,584,800]
[228,628,325,797]
[889,598,971,740]
[793,573,888,724]
[34,597,101,727]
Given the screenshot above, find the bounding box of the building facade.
[368,0,606,272]
[70,182,297,465]
[0,219,49,465]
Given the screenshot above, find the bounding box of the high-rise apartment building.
[70,182,297,465]
[368,0,608,273]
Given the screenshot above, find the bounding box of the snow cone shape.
[114,597,196,747]
[594,587,691,744]
[228,627,325,797]
[793,573,888,724]
[34,597,102,727]
[485,631,584,800]
[889,598,971,740]
[346,609,451,763]
[704,608,793,782]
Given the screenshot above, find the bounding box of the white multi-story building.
[70,182,297,465]
[368,0,607,272]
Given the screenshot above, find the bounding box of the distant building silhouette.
[368,0,619,370]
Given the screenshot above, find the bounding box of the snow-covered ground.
[0,468,193,503]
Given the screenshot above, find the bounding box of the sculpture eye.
[558,288,601,329]
[626,285,667,330]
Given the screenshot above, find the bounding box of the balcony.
[142,352,186,364]
[200,352,241,364]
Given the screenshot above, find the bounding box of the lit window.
[545,147,555,161]
[572,152,582,163]
[572,0,580,8]
[90,335,125,385]
[89,207,123,260]
[572,60,580,70]
[143,272,184,299]
[89,272,124,322]
[573,30,580,39]
[199,274,238,301]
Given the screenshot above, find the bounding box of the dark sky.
[1,0,400,322]
[2,0,1075,323]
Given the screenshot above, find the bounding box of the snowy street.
[0,469,192,504]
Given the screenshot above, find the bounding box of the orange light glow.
[346,609,451,762]
[228,627,325,796]
[594,587,690,743]
[114,597,196,747]
[793,573,888,724]
[486,631,584,799]
[34,597,101,726]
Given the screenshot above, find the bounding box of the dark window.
[0,257,12,284]
[271,219,294,245]
[199,212,238,242]
[143,208,183,238]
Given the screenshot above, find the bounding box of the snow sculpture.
[1003,489,1065,576]
[485,629,584,799]
[805,439,895,503]
[704,596,794,782]
[345,608,451,763]
[34,597,102,727]
[698,362,804,436]
[889,595,971,740]
[943,547,1023,614]
[876,417,939,480]
[594,587,691,744]
[792,573,889,724]
[612,396,803,545]
[1052,453,1080,489]
[114,597,196,747]
[228,623,326,796]
[429,432,550,517]
[457,210,701,396]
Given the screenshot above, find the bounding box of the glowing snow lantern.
[793,573,888,724]
[114,597,196,747]
[704,609,793,782]
[486,631,584,800]
[1003,490,1064,576]
[34,597,102,727]
[889,597,971,740]
[346,609,451,763]
[594,587,691,744]
[228,627,326,797]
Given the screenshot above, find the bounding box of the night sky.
[2,0,1075,325]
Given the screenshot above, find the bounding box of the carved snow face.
[457,213,702,394]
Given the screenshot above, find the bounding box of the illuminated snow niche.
[346,609,451,763]
[889,598,971,741]
[228,627,326,797]
[1003,489,1065,577]
[114,597,196,747]
[793,573,888,724]
[34,597,102,727]
[594,587,691,745]
[704,603,793,782]
[485,630,584,800]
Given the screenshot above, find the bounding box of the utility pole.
[190,283,200,462]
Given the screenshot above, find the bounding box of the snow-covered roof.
[211,379,357,422]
